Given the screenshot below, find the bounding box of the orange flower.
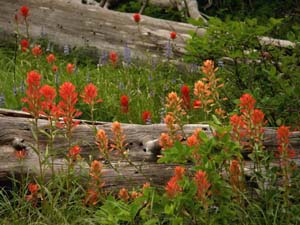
[131,191,141,199]
[194,170,210,205]
[15,149,27,159]
[164,113,176,129]
[194,81,206,97]
[96,129,109,155]
[81,83,103,105]
[31,45,42,57]
[90,160,102,174]
[20,6,29,18]
[165,176,181,198]
[120,95,129,113]
[20,39,29,52]
[46,53,56,64]
[201,60,216,75]
[143,182,150,190]
[174,166,185,180]
[67,145,81,161]
[109,51,118,65]
[112,121,122,134]
[170,31,177,40]
[239,93,256,111]
[118,188,130,202]
[159,133,173,150]
[28,183,39,194]
[84,189,99,206]
[187,135,198,147]
[133,13,141,23]
[141,111,151,123]
[66,63,75,74]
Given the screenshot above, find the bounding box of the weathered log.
[1,108,300,190]
[0,0,296,63]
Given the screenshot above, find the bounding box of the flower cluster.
[276,126,296,160]
[165,166,185,198]
[25,183,41,207]
[194,170,211,207]
[22,71,43,119]
[229,160,244,194]
[84,160,104,206]
[193,60,226,119]
[230,93,266,151]
[159,92,186,150]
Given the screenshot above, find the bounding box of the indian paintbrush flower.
[46,53,56,64]
[133,13,141,23]
[120,95,129,113]
[170,31,177,40]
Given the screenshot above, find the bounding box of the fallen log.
[1,108,300,190]
[0,0,296,63]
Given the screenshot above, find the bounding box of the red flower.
[40,84,56,112]
[109,51,118,65]
[67,145,81,161]
[133,13,141,23]
[276,125,296,159]
[120,95,129,113]
[20,39,29,52]
[170,31,177,40]
[81,83,103,105]
[52,65,58,73]
[28,183,39,194]
[142,111,151,123]
[174,166,185,180]
[239,93,256,111]
[194,170,210,204]
[230,114,244,129]
[46,53,56,64]
[22,71,42,118]
[66,63,75,74]
[20,6,29,18]
[193,100,201,109]
[57,82,82,130]
[181,84,190,110]
[277,125,289,142]
[26,70,41,87]
[31,45,42,57]
[251,109,265,125]
[165,176,181,198]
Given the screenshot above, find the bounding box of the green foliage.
[186,17,300,126]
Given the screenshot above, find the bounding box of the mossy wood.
[0,108,300,189]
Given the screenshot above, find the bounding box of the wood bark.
[0,0,295,63]
[1,108,300,190]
